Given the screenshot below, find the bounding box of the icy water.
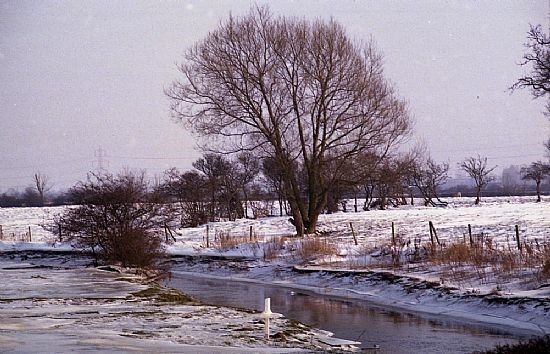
[168,272,530,354]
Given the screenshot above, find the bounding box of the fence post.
[28,226,32,242]
[206,225,210,248]
[0,225,3,240]
[515,225,522,252]
[250,225,253,242]
[429,221,440,246]
[349,222,358,245]
[428,221,434,247]
[468,224,473,246]
[391,222,395,246]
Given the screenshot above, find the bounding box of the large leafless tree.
[166,7,411,236]
[459,155,496,205]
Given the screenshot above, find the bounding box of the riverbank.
[0,254,351,353]
[0,249,548,353]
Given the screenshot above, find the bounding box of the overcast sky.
[1,0,548,191]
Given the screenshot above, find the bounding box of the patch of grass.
[132,287,161,298]
[263,236,286,261]
[214,230,253,251]
[132,286,195,304]
[474,335,550,354]
[294,236,339,264]
[156,291,194,304]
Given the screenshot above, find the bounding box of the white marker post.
[260,297,273,339]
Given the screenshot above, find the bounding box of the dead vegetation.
[263,236,286,261]
[350,234,550,288]
[293,236,339,264]
[213,230,253,251]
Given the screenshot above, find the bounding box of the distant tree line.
[0,186,69,208]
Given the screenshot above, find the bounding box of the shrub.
[54,171,175,268]
[294,237,338,264]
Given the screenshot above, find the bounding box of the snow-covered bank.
[0,256,345,353]
[167,257,550,337]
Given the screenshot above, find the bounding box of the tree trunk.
[242,187,249,218]
[536,181,541,202]
[305,190,327,234]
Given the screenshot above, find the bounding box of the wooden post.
[391,222,396,246]
[515,225,521,252]
[206,225,210,248]
[429,221,440,246]
[250,225,253,241]
[28,226,32,242]
[0,225,3,240]
[428,221,440,246]
[429,222,434,246]
[349,222,358,246]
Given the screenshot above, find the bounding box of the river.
[167,271,529,353]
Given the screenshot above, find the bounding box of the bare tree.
[261,157,287,216]
[235,152,260,218]
[160,168,209,227]
[166,6,411,235]
[411,158,449,207]
[459,155,497,205]
[521,161,550,202]
[34,172,52,206]
[355,153,380,211]
[511,24,550,116]
[193,154,232,220]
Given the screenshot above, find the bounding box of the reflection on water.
[167,272,527,354]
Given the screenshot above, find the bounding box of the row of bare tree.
[154,150,550,228]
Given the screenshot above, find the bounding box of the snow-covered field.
[1,196,549,348]
[1,197,548,251]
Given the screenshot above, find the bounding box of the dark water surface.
[167,272,530,354]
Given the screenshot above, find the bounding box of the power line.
[2,158,90,170]
[486,153,544,160]
[431,143,543,154]
[109,155,196,161]
[94,147,109,172]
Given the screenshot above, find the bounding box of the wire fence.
[330,220,550,253]
[0,224,53,243]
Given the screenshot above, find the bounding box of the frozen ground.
[0,255,338,353]
[0,196,549,341]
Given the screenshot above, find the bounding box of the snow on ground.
[1,196,549,339]
[0,256,337,353]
